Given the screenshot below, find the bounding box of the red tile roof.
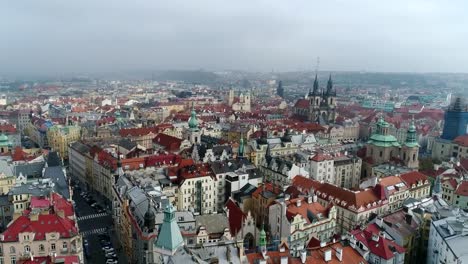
[294,99,310,109]
[443,178,458,189]
[153,133,183,152]
[1,213,78,242]
[119,127,159,137]
[455,181,468,196]
[304,242,367,264]
[0,124,17,133]
[285,197,328,224]
[51,192,75,218]
[18,256,80,264]
[225,198,246,236]
[351,223,405,260]
[454,134,468,147]
[400,171,428,187]
[30,196,51,208]
[311,153,334,162]
[292,176,385,211]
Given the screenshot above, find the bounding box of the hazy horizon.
[2,0,468,76]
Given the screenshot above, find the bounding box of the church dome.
[188,108,199,129]
[0,134,8,142]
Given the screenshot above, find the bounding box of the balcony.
[60,248,69,253]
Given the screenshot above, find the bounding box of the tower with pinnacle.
[304,74,337,125]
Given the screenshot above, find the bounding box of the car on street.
[105,252,117,258]
[106,260,118,264]
[103,247,114,253]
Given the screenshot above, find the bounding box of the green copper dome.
[0,134,8,142]
[188,105,199,130]
[259,225,267,247]
[367,116,401,148]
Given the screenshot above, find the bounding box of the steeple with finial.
[326,74,333,95]
[238,134,245,158]
[144,199,155,232]
[405,116,419,147]
[259,224,267,257]
[188,102,199,131]
[310,74,319,96]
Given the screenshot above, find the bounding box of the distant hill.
[154,70,219,83]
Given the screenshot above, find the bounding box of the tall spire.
[116,153,124,178]
[238,134,245,157]
[259,224,267,257]
[277,80,284,98]
[144,199,155,232]
[311,74,319,96]
[326,74,333,95]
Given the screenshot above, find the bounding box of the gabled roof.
[153,133,182,152]
[1,213,78,242]
[400,171,428,187]
[351,223,405,260]
[225,198,246,236]
[455,181,468,196]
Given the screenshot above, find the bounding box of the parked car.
[106,260,118,264]
[105,252,117,258]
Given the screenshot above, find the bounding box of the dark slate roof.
[70,141,91,154]
[47,151,62,167]
[43,167,69,199]
[13,162,45,177]
[232,183,257,204]
[212,145,232,156]
[118,138,137,151]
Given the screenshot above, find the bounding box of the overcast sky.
[1,0,467,75]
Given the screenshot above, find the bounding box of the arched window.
[39,244,45,252]
[24,245,30,253]
[10,246,15,254]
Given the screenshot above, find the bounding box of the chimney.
[307,196,313,204]
[296,199,302,207]
[313,194,318,203]
[300,250,307,264]
[372,233,379,242]
[320,241,326,248]
[405,214,412,225]
[324,249,332,262]
[285,194,290,201]
[336,247,343,261]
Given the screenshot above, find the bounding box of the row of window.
[5,242,68,255]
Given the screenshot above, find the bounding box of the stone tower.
[401,118,419,169]
[184,104,201,144]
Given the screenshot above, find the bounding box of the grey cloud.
[0,0,467,76]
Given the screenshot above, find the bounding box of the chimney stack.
[300,250,307,264]
[336,247,343,261]
[296,199,302,207]
[324,249,332,262]
[405,214,412,225]
[307,196,313,204]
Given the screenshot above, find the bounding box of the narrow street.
[72,183,128,264]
